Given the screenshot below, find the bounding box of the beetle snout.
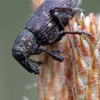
[12,29,41,73]
[12,50,39,74]
[12,50,26,62]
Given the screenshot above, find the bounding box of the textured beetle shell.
[25,0,80,45]
[12,29,39,55]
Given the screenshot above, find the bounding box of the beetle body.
[12,0,88,74]
[25,0,80,45]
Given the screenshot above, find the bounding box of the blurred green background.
[0,0,100,100]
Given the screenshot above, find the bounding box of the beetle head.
[12,29,41,74]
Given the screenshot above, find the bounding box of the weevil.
[12,0,91,74]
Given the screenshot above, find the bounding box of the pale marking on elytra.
[47,23,52,27]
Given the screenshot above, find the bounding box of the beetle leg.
[50,7,83,30]
[53,7,84,14]
[50,8,65,30]
[50,7,72,15]
[55,31,91,42]
[46,30,91,45]
[73,7,85,13]
[59,31,91,36]
[28,59,43,65]
[51,50,61,54]
[39,48,64,62]
[50,7,84,30]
